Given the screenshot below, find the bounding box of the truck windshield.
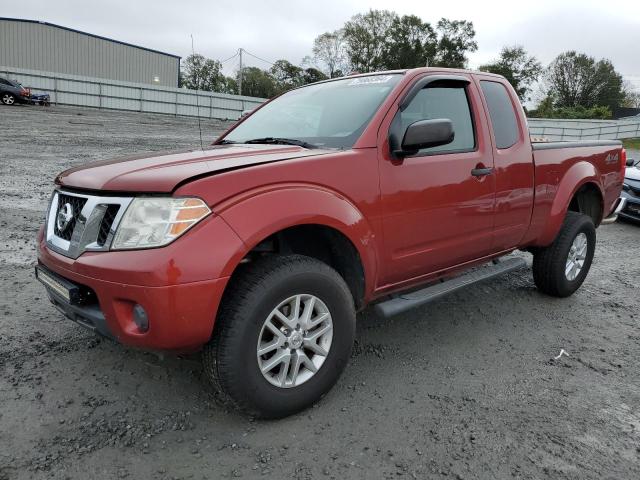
[222,74,403,149]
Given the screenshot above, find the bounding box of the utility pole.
[238,48,243,96]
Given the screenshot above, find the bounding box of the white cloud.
[3,0,639,89]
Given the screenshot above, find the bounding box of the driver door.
[378,76,497,286]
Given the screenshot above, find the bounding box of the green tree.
[342,9,397,72]
[529,95,612,119]
[545,51,625,110]
[479,46,542,102]
[432,19,477,68]
[336,10,477,72]
[238,67,278,98]
[221,76,238,95]
[531,95,555,118]
[381,15,436,69]
[270,59,305,91]
[181,54,227,92]
[622,81,640,108]
[302,67,328,84]
[312,31,349,78]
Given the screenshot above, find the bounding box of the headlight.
[112,197,210,250]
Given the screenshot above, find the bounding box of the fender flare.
[214,183,379,298]
[538,161,604,245]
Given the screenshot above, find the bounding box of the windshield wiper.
[244,137,318,149]
[216,139,238,145]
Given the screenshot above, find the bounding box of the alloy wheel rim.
[3,94,14,105]
[565,232,588,281]
[257,294,333,388]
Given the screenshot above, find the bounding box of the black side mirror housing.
[397,119,454,157]
[627,158,635,167]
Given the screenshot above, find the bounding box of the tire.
[202,254,356,418]
[2,93,16,105]
[532,211,596,297]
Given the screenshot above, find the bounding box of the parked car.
[0,77,31,105]
[30,92,51,106]
[618,158,640,222]
[35,68,625,418]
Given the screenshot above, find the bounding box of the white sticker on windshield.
[347,75,395,86]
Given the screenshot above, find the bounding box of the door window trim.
[390,78,479,159]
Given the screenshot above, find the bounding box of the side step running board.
[374,257,527,318]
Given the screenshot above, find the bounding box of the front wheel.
[532,211,596,297]
[2,93,16,105]
[202,255,356,418]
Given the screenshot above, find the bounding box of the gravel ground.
[1,104,639,480]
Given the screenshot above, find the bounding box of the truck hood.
[56,144,333,192]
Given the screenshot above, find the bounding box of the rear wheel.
[2,93,16,105]
[532,211,596,297]
[202,254,356,418]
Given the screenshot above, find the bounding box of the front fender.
[537,161,603,245]
[213,183,379,299]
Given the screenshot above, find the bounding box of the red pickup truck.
[36,68,625,418]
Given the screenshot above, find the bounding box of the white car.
[617,159,640,222]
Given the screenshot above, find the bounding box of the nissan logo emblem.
[56,203,74,232]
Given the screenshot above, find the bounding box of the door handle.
[471,167,493,177]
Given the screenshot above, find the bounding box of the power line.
[220,52,239,64]
[242,49,276,66]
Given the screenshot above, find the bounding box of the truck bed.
[524,139,623,246]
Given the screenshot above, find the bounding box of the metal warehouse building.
[0,18,180,87]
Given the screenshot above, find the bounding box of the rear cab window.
[479,81,519,149]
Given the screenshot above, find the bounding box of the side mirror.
[627,158,635,167]
[398,119,454,156]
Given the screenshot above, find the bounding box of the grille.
[53,194,87,240]
[624,202,640,215]
[46,190,132,259]
[97,205,120,246]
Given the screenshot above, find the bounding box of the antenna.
[238,48,243,96]
[190,34,204,151]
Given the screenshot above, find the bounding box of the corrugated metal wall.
[1,66,266,120]
[0,18,180,87]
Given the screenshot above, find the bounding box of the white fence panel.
[528,118,640,141]
[1,66,266,121]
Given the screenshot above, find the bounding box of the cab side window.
[399,85,476,155]
[480,81,519,149]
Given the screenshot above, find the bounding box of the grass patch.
[622,138,640,150]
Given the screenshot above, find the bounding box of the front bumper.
[617,192,640,222]
[35,213,245,351]
[36,264,115,340]
[30,93,50,104]
[36,252,228,351]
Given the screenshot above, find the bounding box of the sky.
[3,0,640,97]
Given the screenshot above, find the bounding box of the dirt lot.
[1,104,639,480]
